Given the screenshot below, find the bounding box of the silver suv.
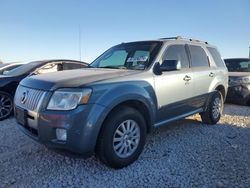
[14,36,228,168]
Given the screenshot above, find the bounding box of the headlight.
[240,77,250,84]
[47,88,92,110]
[229,77,250,86]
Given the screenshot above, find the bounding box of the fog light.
[56,128,67,141]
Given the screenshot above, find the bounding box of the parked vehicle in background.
[224,58,250,106]
[0,59,87,120]
[14,37,228,168]
[0,63,24,75]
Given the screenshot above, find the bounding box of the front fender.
[91,81,157,128]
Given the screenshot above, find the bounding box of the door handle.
[209,72,215,77]
[183,75,191,81]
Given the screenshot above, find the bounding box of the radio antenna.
[78,25,82,61]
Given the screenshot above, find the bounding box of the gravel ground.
[0,104,249,188]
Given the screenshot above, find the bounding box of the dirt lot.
[0,104,249,188]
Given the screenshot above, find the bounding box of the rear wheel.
[200,91,223,125]
[96,106,146,169]
[0,92,13,121]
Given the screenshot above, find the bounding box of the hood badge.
[21,90,29,104]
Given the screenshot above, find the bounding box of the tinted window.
[0,64,21,74]
[207,47,225,67]
[189,45,209,67]
[224,59,250,72]
[4,61,45,76]
[63,62,86,70]
[163,45,189,68]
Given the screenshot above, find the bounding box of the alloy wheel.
[0,93,13,120]
[113,119,140,158]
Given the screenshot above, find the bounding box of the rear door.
[188,45,215,107]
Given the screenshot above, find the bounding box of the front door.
[154,44,194,123]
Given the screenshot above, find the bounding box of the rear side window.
[63,62,86,70]
[207,47,225,67]
[163,45,189,68]
[189,45,209,67]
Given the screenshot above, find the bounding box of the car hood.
[0,75,17,87]
[20,68,139,91]
[228,72,250,77]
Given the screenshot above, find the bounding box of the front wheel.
[0,91,13,121]
[200,91,223,125]
[96,106,146,169]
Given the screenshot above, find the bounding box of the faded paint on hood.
[20,68,139,91]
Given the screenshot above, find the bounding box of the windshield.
[0,64,22,75]
[90,41,162,70]
[4,61,45,76]
[225,59,250,72]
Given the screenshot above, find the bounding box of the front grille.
[15,85,46,111]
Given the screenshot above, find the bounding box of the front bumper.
[15,103,107,156]
[226,84,250,105]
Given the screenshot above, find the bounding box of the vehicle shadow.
[223,104,250,116]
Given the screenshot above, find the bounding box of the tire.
[0,91,13,121]
[96,106,147,169]
[246,95,250,106]
[200,91,223,125]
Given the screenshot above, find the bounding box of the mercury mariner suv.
[14,37,228,168]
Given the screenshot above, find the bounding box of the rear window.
[207,47,225,67]
[189,45,209,67]
[224,59,250,72]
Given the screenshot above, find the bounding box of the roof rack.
[159,36,208,44]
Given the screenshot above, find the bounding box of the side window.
[163,45,189,68]
[99,50,128,67]
[63,62,85,70]
[36,63,59,74]
[2,65,21,74]
[189,45,209,67]
[6,65,21,71]
[207,47,225,67]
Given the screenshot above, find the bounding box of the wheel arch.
[94,98,154,153]
[102,99,154,133]
[214,85,226,100]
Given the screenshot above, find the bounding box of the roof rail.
[159,36,182,40]
[159,36,208,44]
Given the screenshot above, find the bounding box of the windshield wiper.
[100,66,127,69]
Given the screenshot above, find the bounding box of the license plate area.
[15,107,27,126]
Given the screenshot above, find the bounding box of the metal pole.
[249,46,250,58]
[79,25,82,61]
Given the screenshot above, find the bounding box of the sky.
[0,0,250,63]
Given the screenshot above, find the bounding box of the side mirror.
[160,60,181,72]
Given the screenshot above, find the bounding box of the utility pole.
[249,46,250,58]
[79,25,82,61]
